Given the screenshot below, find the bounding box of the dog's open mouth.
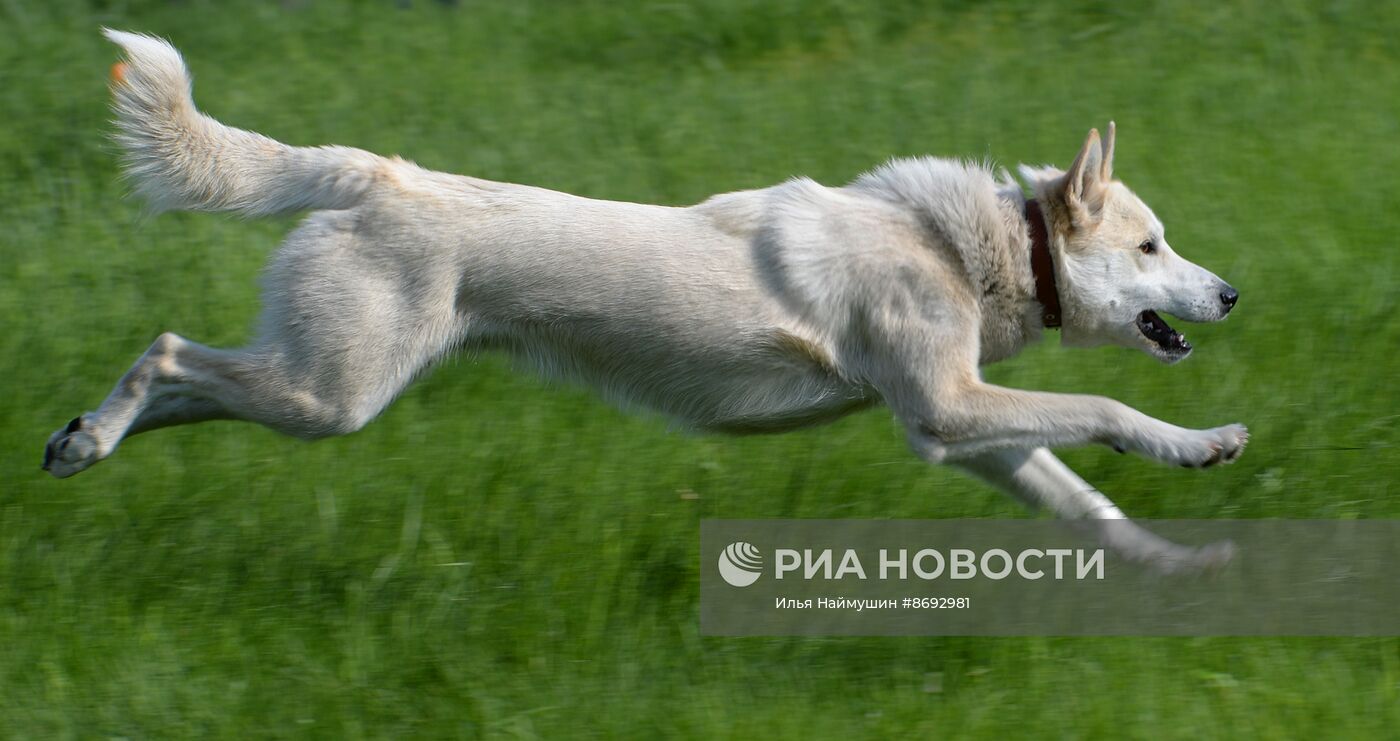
[1136,310,1191,354]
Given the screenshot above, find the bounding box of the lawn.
[1,0,1397,737]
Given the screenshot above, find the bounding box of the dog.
[47,30,1246,570]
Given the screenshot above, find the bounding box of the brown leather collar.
[1024,198,1061,328]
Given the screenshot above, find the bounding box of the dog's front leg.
[955,447,1233,573]
[900,378,1247,468]
[857,270,1245,467]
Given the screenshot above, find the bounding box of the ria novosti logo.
[715,542,1107,587]
[717,542,763,587]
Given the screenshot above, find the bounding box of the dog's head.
[1021,123,1238,364]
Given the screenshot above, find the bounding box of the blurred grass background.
[2,0,1398,737]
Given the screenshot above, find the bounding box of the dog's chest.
[976,285,1042,365]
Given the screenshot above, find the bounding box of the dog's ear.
[1100,121,1116,182]
[1063,127,1110,227]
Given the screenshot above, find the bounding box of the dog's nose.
[1219,287,1239,312]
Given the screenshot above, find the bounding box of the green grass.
[3,0,1399,737]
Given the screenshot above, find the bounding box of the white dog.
[48,31,1246,569]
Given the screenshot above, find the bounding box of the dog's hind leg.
[41,332,363,478]
[44,209,469,479]
[956,447,1233,574]
[44,271,464,479]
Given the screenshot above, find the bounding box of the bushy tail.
[103,29,385,216]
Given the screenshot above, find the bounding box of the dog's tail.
[103,29,385,216]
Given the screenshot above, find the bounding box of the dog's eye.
[1138,240,1156,255]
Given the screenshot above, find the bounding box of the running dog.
[47,31,1247,569]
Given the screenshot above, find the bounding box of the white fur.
[46,31,1249,571]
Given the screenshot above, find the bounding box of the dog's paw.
[1176,424,1249,469]
[1213,424,1249,465]
[42,415,103,478]
[1132,423,1249,469]
[1143,539,1236,577]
